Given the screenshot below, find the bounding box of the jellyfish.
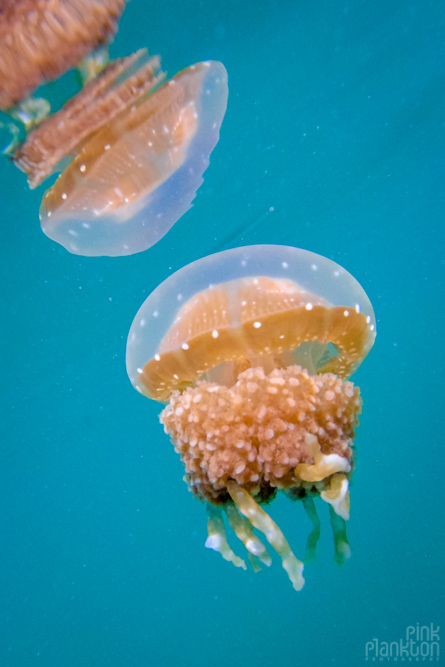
[37,59,228,256]
[0,0,126,110]
[1,2,228,257]
[9,49,227,256]
[126,245,376,590]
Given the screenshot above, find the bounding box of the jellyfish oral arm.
[224,502,272,568]
[295,433,352,483]
[226,481,305,591]
[320,473,351,521]
[205,504,247,570]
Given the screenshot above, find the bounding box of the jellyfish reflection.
[0,0,126,110]
[38,59,228,257]
[126,244,376,590]
[1,2,228,256]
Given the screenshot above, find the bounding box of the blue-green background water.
[1,0,444,665]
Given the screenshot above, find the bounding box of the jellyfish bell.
[14,50,166,189]
[126,245,376,590]
[0,0,126,110]
[37,60,228,256]
[127,245,375,398]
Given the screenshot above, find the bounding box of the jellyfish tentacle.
[246,553,262,573]
[320,473,350,520]
[205,504,247,570]
[224,503,272,571]
[302,496,321,563]
[328,504,351,567]
[226,481,305,591]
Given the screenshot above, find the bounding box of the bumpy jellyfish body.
[0,0,126,110]
[128,245,376,590]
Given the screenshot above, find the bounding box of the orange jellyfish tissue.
[126,244,376,590]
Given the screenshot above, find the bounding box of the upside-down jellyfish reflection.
[1,2,228,257]
[126,245,376,590]
[38,59,228,256]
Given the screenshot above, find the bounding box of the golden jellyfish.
[1,2,227,256]
[126,244,376,590]
[0,0,126,110]
[11,50,228,256]
[37,59,228,256]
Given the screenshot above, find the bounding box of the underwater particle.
[126,244,376,589]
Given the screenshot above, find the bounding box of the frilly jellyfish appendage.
[226,481,305,591]
[38,60,228,256]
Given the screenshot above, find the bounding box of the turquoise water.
[1,0,444,665]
